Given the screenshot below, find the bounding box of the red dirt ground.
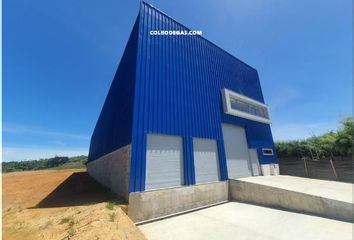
[2,169,146,240]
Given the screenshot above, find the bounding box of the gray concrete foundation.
[87,144,131,201]
[87,155,353,224]
[128,181,228,223]
[229,176,354,223]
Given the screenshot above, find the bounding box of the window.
[262,148,274,156]
[221,88,271,124]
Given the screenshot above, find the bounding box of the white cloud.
[3,123,90,141]
[2,146,88,162]
[266,86,300,112]
[271,121,337,141]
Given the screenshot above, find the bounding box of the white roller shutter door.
[193,138,220,184]
[222,124,252,178]
[146,134,183,190]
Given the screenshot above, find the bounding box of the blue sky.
[3,0,352,161]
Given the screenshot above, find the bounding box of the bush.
[275,117,353,159]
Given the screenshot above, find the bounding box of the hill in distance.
[2,155,88,173]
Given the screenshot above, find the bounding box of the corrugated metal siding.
[129,2,277,192]
[88,16,140,162]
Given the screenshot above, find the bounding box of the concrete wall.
[87,144,131,201]
[128,181,228,223]
[261,164,279,176]
[229,179,353,223]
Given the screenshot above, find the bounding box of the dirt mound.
[3,169,83,209]
[2,169,146,240]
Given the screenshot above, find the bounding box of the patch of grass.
[67,226,74,238]
[109,212,117,222]
[61,217,77,238]
[114,199,125,204]
[60,216,77,228]
[60,217,73,225]
[106,202,115,210]
[105,199,126,210]
[68,219,75,228]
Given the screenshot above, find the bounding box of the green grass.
[109,212,117,222]
[2,155,87,173]
[59,217,72,225]
[60,216,77,227]
[67,226,74,238]
[105,202,115,210]
[61,216,77,238]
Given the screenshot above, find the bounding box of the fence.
[279,157,354,183]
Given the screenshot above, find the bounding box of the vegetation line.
[275,117,353,159]
[2,156,87,173]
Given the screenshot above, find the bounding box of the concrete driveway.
[139,202,353,240]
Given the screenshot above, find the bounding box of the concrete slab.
[229,176,354,222]
[238,175,353,203]
[139,202,353,240]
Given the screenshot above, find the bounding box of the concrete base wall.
[261,164,279,176]
[87,144,131,201]
[229,179,354,223]
[128,181,229,223]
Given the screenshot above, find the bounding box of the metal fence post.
[303,158,309,177]
[329,159,338,179]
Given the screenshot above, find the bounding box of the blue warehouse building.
[87,2,278,219]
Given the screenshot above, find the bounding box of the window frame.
[262,148,274,156]
[221,88,271,124]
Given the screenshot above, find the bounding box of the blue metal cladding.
[129,2,277,192]
[88,2,277,191]
[88,16,140,162]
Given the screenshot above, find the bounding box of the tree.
[334,117,354,156]
[275,117,353,159]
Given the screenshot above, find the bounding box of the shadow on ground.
[35,172,122,208]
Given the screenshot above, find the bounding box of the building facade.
[87,2,278,204]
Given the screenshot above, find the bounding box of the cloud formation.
[3,123,90,141]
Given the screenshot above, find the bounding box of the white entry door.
[193,138,220,184]
[146,134,184,190]
[249,149,261,176]
[222,124,252,178]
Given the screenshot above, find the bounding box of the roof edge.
[140,1,258,72]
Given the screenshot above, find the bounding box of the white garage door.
[146,134,184,190]
[222,124,252,178]
[193,138,220,184]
